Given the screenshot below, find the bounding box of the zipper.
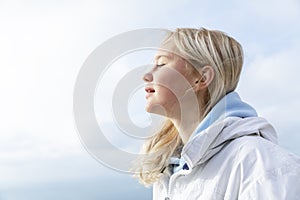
[165,165,191,200]
[165,172,179,200]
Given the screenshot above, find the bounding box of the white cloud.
[238,39,300,110]
[243,0,300,23]
[0,1,127,189]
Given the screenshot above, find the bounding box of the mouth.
[145,86,155,99]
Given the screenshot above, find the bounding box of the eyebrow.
[154,54,172,61]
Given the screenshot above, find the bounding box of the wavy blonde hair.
[133,28,244,186]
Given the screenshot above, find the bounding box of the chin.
[145,103,168,117]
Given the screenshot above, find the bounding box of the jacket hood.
[182,116,278,169]
[191,91,258,135]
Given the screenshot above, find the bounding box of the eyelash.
[156,64,165,68]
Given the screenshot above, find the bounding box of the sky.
[0,0,300,199]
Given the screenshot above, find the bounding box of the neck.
[169,98,206,144]
[171,116,201,144]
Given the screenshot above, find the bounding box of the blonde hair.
[133,28,244,186]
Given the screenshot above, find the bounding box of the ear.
[195,65,214,91]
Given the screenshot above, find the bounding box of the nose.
[143,71,153,82]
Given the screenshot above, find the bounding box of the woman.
[134,28,300,199]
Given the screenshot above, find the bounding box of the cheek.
[154,68,189,96]
[155,86,179,110]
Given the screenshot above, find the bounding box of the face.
[143,50,197,116]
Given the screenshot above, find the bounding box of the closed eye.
[156,63,165,68]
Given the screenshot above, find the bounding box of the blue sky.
[1,0,300,199]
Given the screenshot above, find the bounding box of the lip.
[145,86,155,99]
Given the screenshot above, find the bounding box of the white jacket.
[153,117,300,200]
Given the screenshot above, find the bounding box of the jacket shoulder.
[231,135,300,167]
[228,136,300,199]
